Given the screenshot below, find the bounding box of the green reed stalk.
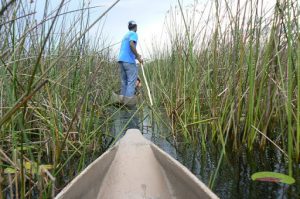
[0,0,16,17]
[54,104,131,176]
[297,16,300,159]
[0,0,122,196]
[244,0,256,146]
[147,0,299,159]
[26,0,65,95]
[209,104,233,189]
[286,0,293,176]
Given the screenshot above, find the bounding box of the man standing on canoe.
[118,20,143,101]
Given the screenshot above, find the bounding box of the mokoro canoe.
[111,92,138,106]
[55,129,219,199]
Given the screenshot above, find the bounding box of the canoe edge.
[55,145,119,198]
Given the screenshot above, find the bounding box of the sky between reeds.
[33,0,277,58]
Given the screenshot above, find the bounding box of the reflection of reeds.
[146,0,299,177]
[0,0,120,197]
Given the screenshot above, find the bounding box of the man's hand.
[137,54,143,65]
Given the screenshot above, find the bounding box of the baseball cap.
[128,20,137,29]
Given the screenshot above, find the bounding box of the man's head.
[128,20,137,32]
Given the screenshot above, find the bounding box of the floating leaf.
[4,167,16,174]
[251,172,295,185]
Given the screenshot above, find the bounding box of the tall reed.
[0,0,121,197]
[146,0,299,169]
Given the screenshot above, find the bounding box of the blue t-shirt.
[118,31,138,64]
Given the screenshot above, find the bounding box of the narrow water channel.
[108,106,300,199]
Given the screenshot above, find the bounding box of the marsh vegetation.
[0,0,299,198]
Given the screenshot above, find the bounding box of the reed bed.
[0,0,124,198]
[146,0,299,177]
[0,0,299,197]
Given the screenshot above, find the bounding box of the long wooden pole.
[140,63,153,106]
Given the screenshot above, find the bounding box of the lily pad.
[251,172,295,185]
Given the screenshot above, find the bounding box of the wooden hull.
[111,92,138,106]
[55,129,219,199]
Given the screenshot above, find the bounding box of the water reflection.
[110,105,140,138]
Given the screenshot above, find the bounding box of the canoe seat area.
[56,129,218,199]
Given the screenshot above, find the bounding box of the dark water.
[108,106,300,199]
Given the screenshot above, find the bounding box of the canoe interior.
[55,129,218,199]
[151,144,216,198]
[55,146,118,199]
